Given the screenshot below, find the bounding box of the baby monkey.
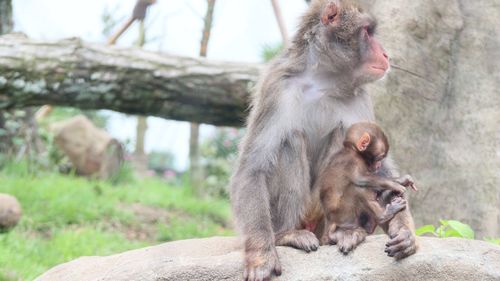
[319,122,417,252]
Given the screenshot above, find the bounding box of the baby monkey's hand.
[395,175,418,191]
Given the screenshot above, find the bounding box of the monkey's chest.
[304,126,345,180]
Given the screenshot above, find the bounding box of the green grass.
[0,161,232,280]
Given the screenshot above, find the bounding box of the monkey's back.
[319,149,368,226]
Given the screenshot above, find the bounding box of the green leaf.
[439,219,449,226]
[446,220,474,239]
[436,225,447,238]
[415,224,436,236]
[443,227,461,238]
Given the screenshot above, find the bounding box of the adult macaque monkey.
[230,1,417,280]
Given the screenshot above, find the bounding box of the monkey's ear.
[356,132,371,152]
[321,2,339,26]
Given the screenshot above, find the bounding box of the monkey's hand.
[385,225,418,260]
[244,246,282,281]
[388,182,407,195]
[395,175,418,191]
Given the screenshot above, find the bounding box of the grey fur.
[230,0,416,279]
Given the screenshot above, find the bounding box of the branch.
[0,34,261,127]
[271,0,289,45]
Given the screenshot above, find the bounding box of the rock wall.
[362,0,499,237]
[36,236,500,281]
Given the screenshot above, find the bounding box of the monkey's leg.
[382,205,419,259]
[272,131,319,252]
[329,227,367,254]
[275,229,319,252]
[320,222,336,245]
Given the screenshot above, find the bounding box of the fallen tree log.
[0,33,261,127]
[35,235,500,281]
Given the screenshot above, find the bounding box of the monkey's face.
[317,0,390,85]
[364,144,387,173]
[364,128,389,172]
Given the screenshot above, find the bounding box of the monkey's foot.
[385,226,418,260]
[329,228,367,255]
[275,229,319,253]
[244,247,281,281]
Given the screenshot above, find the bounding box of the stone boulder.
[361,0,500,238]
[50,115,123,179]
[36,235,500,281]
[0,193,22,230]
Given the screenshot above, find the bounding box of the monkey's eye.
[364,24,376,36]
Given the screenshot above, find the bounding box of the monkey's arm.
[230,163,282,280]
[351,171,406,194]
[365,196,407,224]
[394,174,418,191]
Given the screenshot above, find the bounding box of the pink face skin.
[321,2,390,82]
[361,26,390,79]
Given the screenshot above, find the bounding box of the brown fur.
[318,122,411,253]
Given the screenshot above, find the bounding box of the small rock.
[0,193,22,230]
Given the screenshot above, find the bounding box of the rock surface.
[0,193,21,230]
[362,0,500,238]
[36,235,500,281]
[50,115,123,179]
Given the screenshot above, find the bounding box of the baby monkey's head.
[343,122,389,172]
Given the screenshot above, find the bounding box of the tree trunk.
[0,34,260,127]
[270,0,289,45]
[133,19,150,175]
[190,0,217,191]
[0,0,41,163]
[0,0,13,35]
[0,0,13,153]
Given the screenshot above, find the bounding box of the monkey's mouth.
[371,65,388,71]
[369,65,389,78]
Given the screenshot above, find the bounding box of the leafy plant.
[148,150,176,174]
[416,220,474,239]
[261,42,283,62]
[200,128,245,197]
